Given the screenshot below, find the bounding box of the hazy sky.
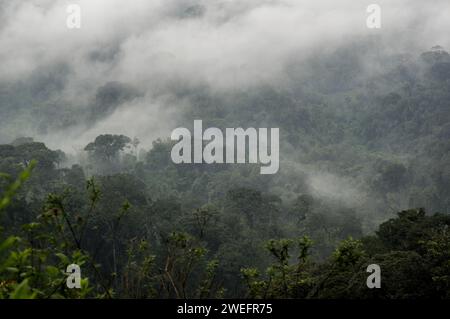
[0,0,449,149]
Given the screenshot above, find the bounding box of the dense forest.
[1,40,450,298]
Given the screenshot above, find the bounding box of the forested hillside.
[1,43,450,298]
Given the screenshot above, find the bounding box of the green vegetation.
[0,157,449,298]
[1,46,450,299]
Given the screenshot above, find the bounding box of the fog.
[1,0,449,212]
[2,1,450,300]
[1,0,449,150]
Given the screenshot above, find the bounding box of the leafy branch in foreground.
[0,160,36,211]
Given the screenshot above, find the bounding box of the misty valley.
[1,0,450,302]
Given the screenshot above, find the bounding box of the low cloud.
[1,0,449,150]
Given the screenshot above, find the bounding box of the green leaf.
[9,279,37,299]
[0,236,19,253]
[55,253,70,265]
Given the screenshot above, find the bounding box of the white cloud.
[1,0,449,150]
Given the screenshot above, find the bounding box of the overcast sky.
[1,0,449,149]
